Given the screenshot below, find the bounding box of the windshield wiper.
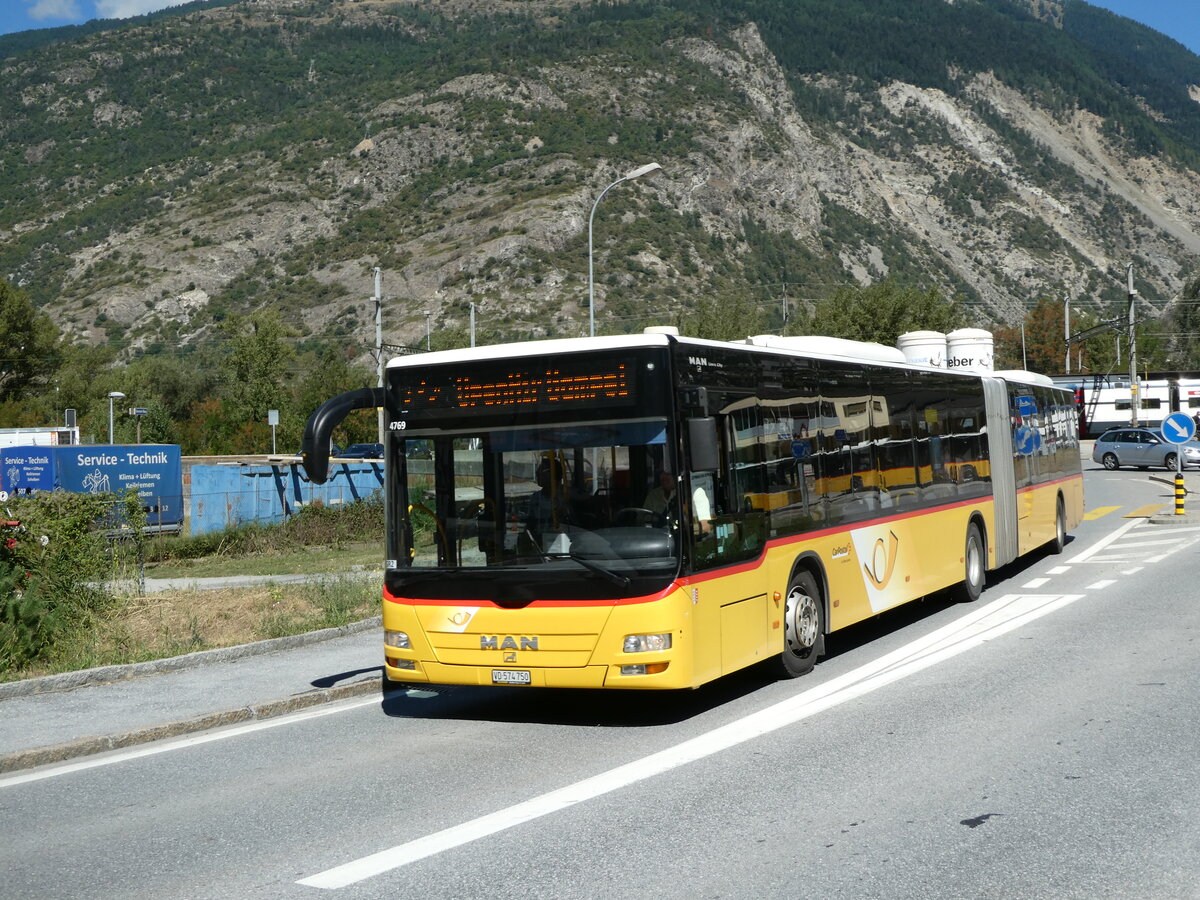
[559,551,631,588]
[526,527,631,587]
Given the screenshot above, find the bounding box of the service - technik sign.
[0,446,58,494]
[56,445,184,526]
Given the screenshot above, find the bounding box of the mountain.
[3,0,1200,361]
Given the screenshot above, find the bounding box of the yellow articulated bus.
[301,331,1083,690]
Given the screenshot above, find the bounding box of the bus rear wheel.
[952,522,985,603]
[773,570,824,678]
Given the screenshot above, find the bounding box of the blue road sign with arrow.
[1162,411,1196,444]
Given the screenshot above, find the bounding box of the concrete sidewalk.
[0,617,384,774]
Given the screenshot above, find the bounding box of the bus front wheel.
[1051,497,1066,554]
[952,522,985,603]
[773,570,824,678]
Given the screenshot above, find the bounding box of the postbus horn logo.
[864,530,900,590]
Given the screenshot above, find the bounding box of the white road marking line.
[1087,580,1116,589]
[1067,518,1143,563]
[298,592,1084,890]
[1046,566,1071,575]
[1022,577,1049,588]
[0,695,381,789]
[1117,539,1189,548]
[1122,567,1144,575]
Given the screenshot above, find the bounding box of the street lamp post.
[588,162,663,338]
[107,391,125,444]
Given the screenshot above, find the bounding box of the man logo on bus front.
[480,636,539,651]
[864,531,900,590]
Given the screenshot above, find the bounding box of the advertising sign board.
[0,446,58,495]
[57,445,184,525]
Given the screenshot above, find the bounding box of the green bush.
[0,491,144,673]
[145,494,384,562]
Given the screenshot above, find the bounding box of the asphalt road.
[4,460,1200,899]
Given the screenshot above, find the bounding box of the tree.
[807,280,967,343]
[219,311,296,426]
[677,290,767,341]
[0,281,62,406]
[993,297,1066,372]
[292,348,377,449]
[994,296,1170,375]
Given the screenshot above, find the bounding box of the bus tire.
[1050,496,1066,555]
[952,522,985,603]
[773,569,824,678]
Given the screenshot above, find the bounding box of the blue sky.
[0,0,1198,53]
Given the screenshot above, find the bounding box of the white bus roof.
[386,333,672,369]
[386,333,1065,387]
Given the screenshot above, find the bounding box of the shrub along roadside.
[1,495,384,681]
[143,495,384,562]
[1,574,380,684]
[1,490,145,673]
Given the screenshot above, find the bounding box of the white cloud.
[28,0,84,21]
[94,0,186,19]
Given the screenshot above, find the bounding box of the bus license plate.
[492,669,531,685]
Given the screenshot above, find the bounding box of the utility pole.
[1128,263,1138,427]
[1063,297,1070,375]
[469,301,476,348]
[374,267,384,444]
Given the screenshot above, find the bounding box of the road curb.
[1146,514,1200,526]
[0,676,381,774]
[0,616,382,702]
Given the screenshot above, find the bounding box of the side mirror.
[301,387,385,484]
[688,417,720,472]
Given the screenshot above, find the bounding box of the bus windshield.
[391,418,681,599]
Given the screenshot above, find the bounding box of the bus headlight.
[385,630,411,649]
[623,633,672,653]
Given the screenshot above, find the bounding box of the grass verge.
[1,574,380,684]
[143,543,382,579]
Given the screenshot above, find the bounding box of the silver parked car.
[1092,427,1200,470]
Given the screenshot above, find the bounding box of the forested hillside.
[3,0,1200,451]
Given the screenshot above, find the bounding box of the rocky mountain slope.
[2,0,1199,358]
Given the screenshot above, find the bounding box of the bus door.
[682,381,770,677]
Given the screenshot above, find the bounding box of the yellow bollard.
[1176,471,1186,516]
